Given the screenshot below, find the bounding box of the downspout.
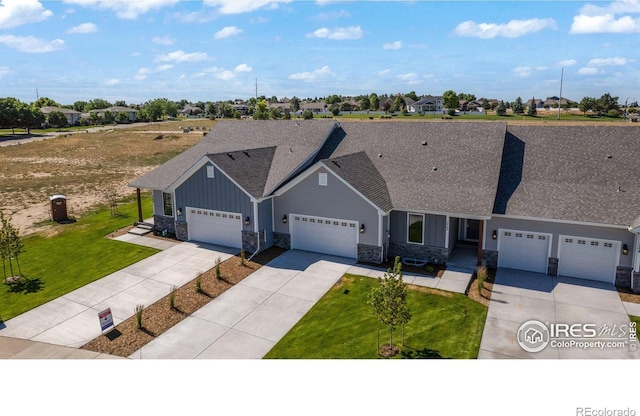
[247,200,261,262]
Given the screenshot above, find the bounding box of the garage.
[558,236,620,283]
[186,207,242,249]
[497,229,551,274]
[290,214,358,258]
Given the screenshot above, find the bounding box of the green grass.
[0,196,157,320]
[264,274,488,359]
[630,316,640,326]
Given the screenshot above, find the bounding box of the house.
[543,96,573,109]
[130,120,640,292]
[89,106,138,122]
[526,98,544,109]
[180,106,203,116]
[40,106,81,125]
[301,101,328,113]
[406,96,444,113]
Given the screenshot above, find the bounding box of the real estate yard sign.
[98,308,114,332]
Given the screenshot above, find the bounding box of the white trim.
[253,201,259,233]
[263,121,339,195]
[378,213,384,247]
[318,172,328,186]
[444,215,450,249]
[491,213,629,230]
[407,212,425,245]
[274,162,386,215]
[206,165,215,178]
[271,198,275,234]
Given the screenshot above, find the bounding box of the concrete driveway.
[0,241,237,348]
[478,269,640,359]
[129,250,354,359]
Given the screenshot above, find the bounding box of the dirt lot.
[0,120,215,235]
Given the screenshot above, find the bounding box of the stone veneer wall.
[357,244,383,264]
[615,267,633,288]
[482,250,498,269]
[273,232,291,250]
[242,231,259,253]
[175,221,188,241]
[388,242,449,265]
[153,215,176,235]
[547,258,558,276]
[633,272,640,294]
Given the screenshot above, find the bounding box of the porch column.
[477,220,484,267]
[136,188,143,223]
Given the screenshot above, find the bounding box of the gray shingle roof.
[129,119,337,196]
[322,151,393,212]
[327,121,507,216]
[208,147,276,199]
[497,125,640,226]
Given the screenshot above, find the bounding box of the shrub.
[240,250,246,267]
[215,257,222,279]
[168,285,177,310]
[476,266,488,295]
[135,304,144,329]
[195,272,202,293]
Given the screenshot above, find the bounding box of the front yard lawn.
[265,274,488,359]
[0,197,157,320]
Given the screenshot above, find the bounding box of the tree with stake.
[0,211,24,280]
[367,256,411,357]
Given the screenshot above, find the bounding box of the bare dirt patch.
[81,246,285,357]
[0,125,207,236]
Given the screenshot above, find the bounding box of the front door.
[465,219,480,241]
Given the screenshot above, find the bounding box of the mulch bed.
[466,270,495,307]
[81,246,285,357]
[617,287,640,305]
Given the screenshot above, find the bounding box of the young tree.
[302,109,314,120]
[527,97,538,117]
[496,100,507,116]
[254,99,269,120]
[47,111,68,127]
[369,93,379,111]
[289,96,301,113]
[0,211,24,280]
[368,256,412,356]
[443,89,459,110]
[513,97,524,115]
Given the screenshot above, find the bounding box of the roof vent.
[289,148,293,153]
[421,141,427,146]
[432,167,438,171]
[378,153,382,158]
[606,155,612,159]
[331,160,340,168]
[243,150,250,157]
[226,153,235,160]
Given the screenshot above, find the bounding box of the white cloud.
[396,72,422,85]
[62,0,180,20]
[214,26,243,40]
[536,66,548,71]
[578,67,601,75]
[130,52,141,57]
[105,78,120,86]
[155,64,173,72]
[0,34,64,53]
[202,0,293,14]
[134,67,151,80]
[514,66,532,78]
[289,65,334,82]
[571,0,640,33]
[216,70,235,80]
[588,57,628,66]
[558,59,577,67]
[378,69,391,76]
[0,0,53,29]
[382,40,402,50]
[234,63,252,73]
[152,35,174,45]
[0,66,10,77]
[307,26,363,40]
[313,9,350,20]
[155,50,209,63]
[454,18,557,39]
[67,22,97,34]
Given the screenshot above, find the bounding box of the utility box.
[50,195,68,222]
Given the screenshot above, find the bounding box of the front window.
[408,213,424,244]
[163,192,173,216]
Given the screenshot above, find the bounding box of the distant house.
[180,106,203,116]
[543,97,573,109]
[406,95,443,113]
[526,98,544,109]
[231,104,249,116]
[89,106,138,122]
[40,106,81,125]
[302,101,328,113]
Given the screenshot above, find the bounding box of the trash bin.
[50,195,68,222]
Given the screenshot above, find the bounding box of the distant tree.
[219,102,234,118]
[326,94,342,105]
[302,109,314,120]
[114,100,127,107]
[340,101,353,112]
[89,111,102,125]
[0,97,20,132]
[18,104,44,134]
[142,99,165,121]
[391,96,405,112]
[578,97,597,115]
[359,96,371,111]
[367,256,411,356]
[270,107,283,119]
[596,93,619,116]
[86,98,112,111]
[457,92,477,101]
[254,99,269,120]
[115,112,130,123]
[405,91,419,101]
[369,93,379,111]
[103,110,116,124]
[513,97,524,115]
[269,96,279,103]
[443,90,459,110]
[207,102,217,119]
[32,96,60,109]
[496,100,507,116]
[290,96,301,113]
[73,100,88,112]
[527,97,537,117]
[331,106,340,116]
[47,111,68,127]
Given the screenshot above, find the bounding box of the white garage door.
[186,207,242,249]
[290,214,358,258]
[498,229,551,274]
[558,236,620,283]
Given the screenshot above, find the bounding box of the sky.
[0,0,639,105]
